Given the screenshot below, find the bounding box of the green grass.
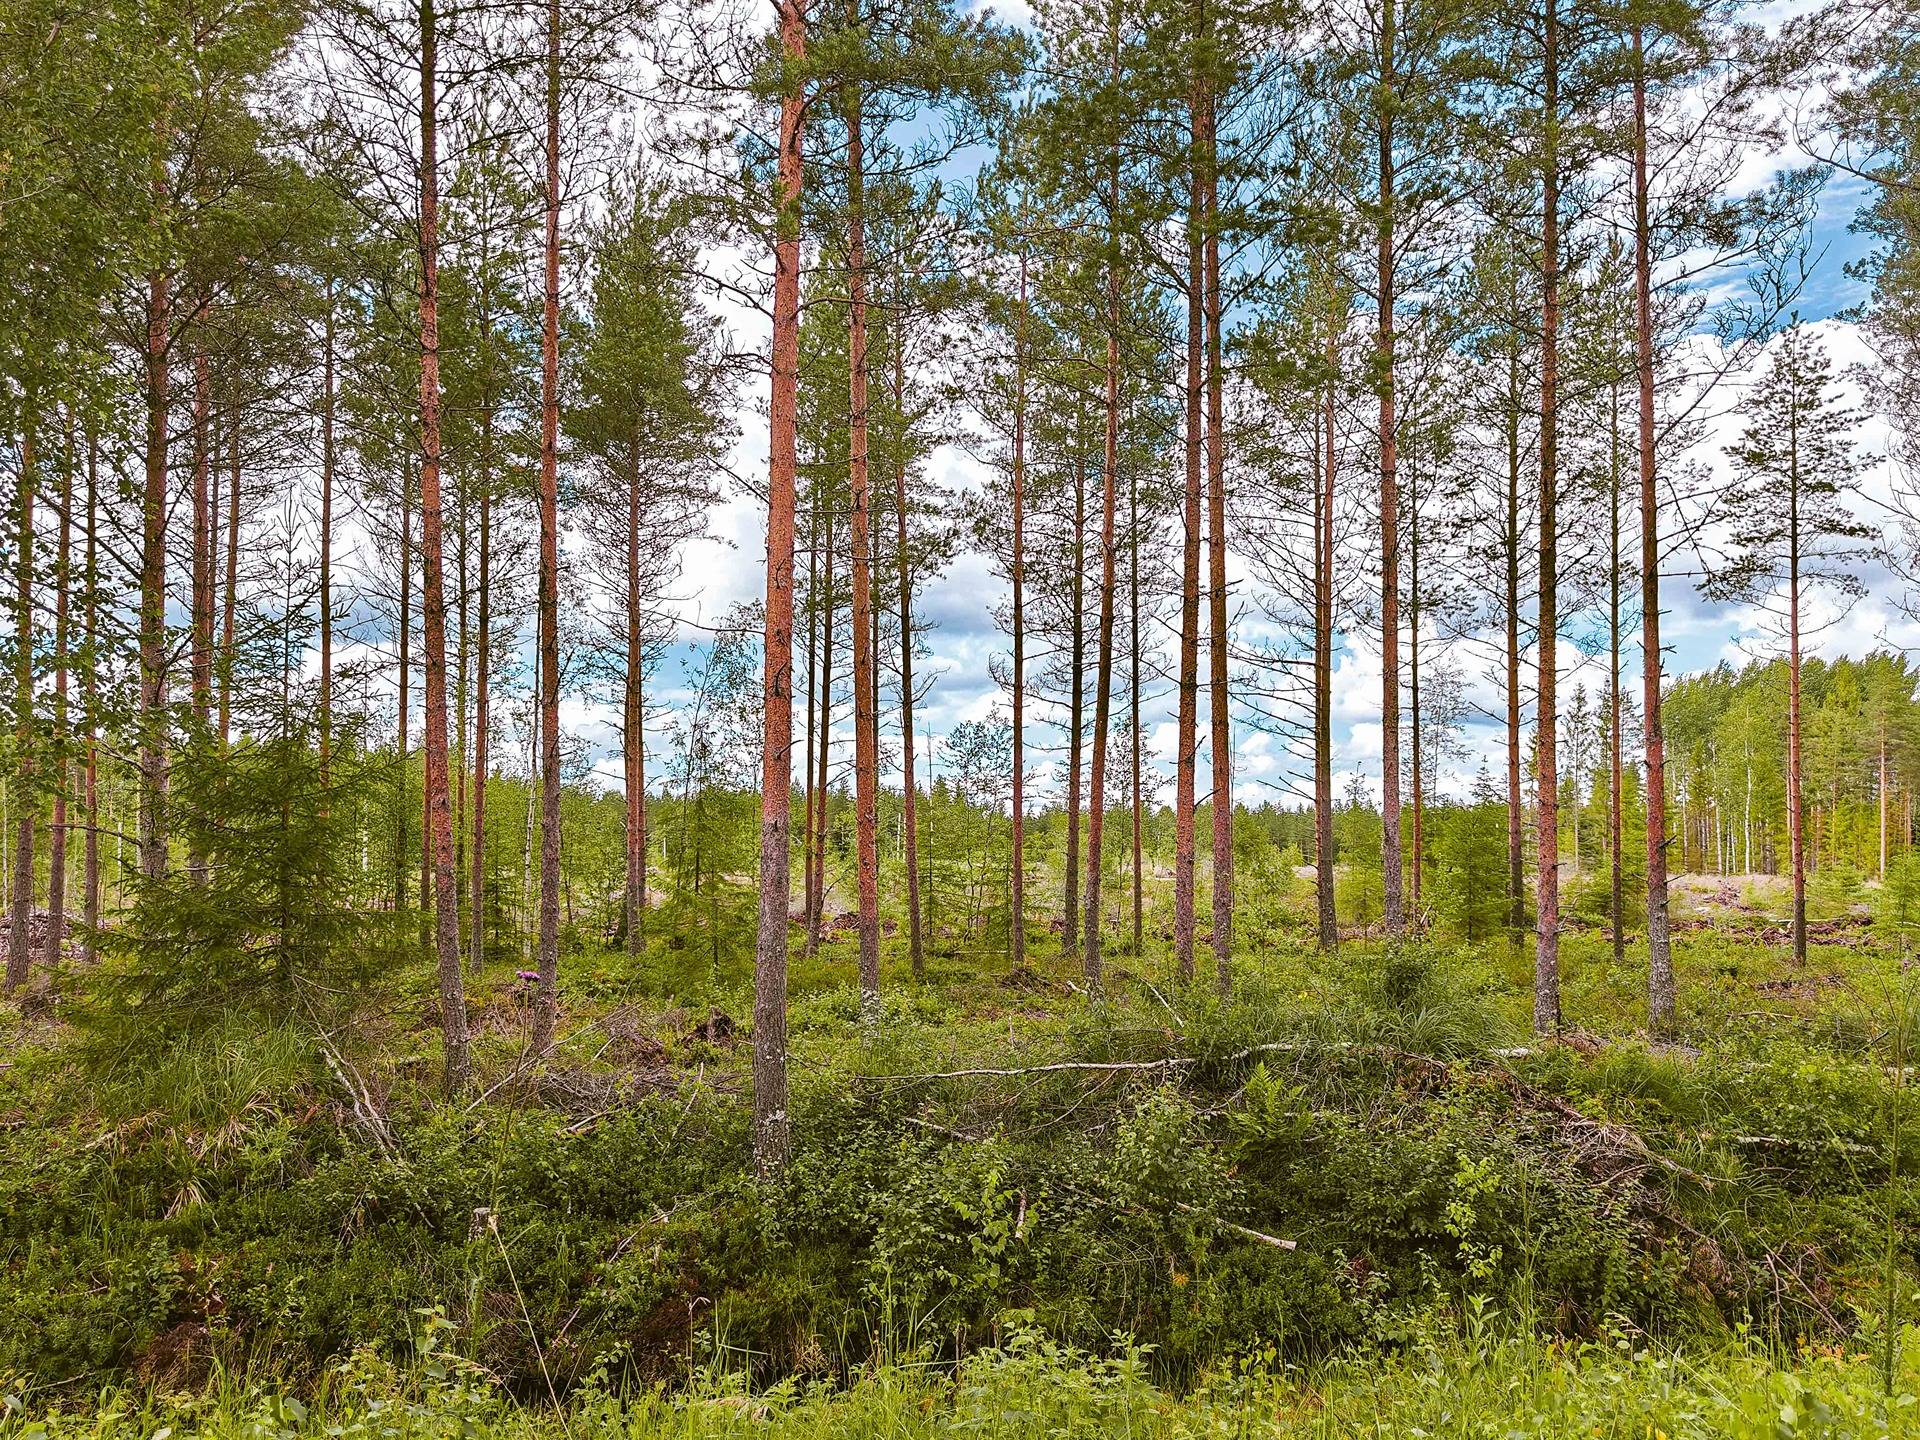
[8,1319,1917,1438]
[5,859,1918,1429]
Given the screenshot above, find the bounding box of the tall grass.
[9,1318,1915,1439]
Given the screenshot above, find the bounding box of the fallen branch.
[1168,1198,1297,1250]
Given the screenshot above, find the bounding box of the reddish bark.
[754,0,807,1177]
[418,0,471,1095]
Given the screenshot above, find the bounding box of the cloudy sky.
[570,19,1909,812]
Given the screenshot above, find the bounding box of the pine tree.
[1709,323,1875,964]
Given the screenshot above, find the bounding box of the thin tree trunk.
[1535,0,1562,1037]
[808,511,833,954]
[1505,348,1524,938]
[45,412,71,972]
[1174,116,1203,981]
[802,491,819,934]
[1788,448,1806,962]
[191,344,213,749]
[626,442,647,961]
[138,151,171,883]
[1129,451,1143,956]
[846,69,880,1016]
[1084,63,1122,987]
[894,303,923,980]
[7,416,36,992]
[83,427,100,961]
[1880,725,1889,882]
[1315,315,1337,950]
[220,414,240,746]
[1609,378,1625,968]
[419,0,471,1095]
[1634,27,1676,1028]
[530,0,564,1055]
[471,469,489,972]
[1202,66,1231,992]
[1010,246,1028,973]
[754,0,806,1177]
[397,479,411,915]
[1063,444,1086,956]
[320,285,335,780]
[1409,434,1423,925]
[454,479,468,923]
[1376,0,1404,937]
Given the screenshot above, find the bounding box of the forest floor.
[3,869,1919,1436]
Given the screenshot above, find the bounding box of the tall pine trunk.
[320,286,335,780]
[1174,102,1203,981]
[139,130,172,884]
[1609,377,1625,967]
[1315,323,1337,949]
[846,68,881,1015]
[1376,0,1405,936]
[754,0,807,1176]
[1009,247,1028,972]
[418,0,471,1094]
[1633,27,1676,1028]
[1534,0,1562,1036]
[1202,67,1231,991]
[1083,61,1123,987]
[530,0,564,1054]
[1788,454,1806,962]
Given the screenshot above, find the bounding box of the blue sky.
[598,46,1907,811]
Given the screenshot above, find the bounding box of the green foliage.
[85,722,401,1038]
[1429,778,1510,941]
